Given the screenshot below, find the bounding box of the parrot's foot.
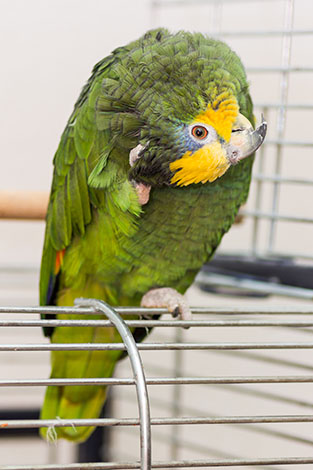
[46,424,58,444]
[129,143,151,205]
[134,182,151,205]
[129,144,145,167]
[140,287,192,322]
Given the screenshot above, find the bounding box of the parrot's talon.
[46,425,58,444]
[172,306,180,318]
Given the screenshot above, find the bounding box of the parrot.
[39,28,266,443]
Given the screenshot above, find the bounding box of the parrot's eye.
[191,125,209,140]
[188,123,216,145]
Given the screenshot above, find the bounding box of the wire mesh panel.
[1,303,313,468]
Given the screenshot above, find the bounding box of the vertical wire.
[210,0,223,36]
[268,0,295,252]
[252,107,268,255]
[170,327,183,460]
[149,0,158,29]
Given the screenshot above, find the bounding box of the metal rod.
[146,429,281,470]
[4,318,313,328]
[254,103,313,109]
[1,375,313,387]
[3,456,313,470]
[268,0,294,251]
[1,305,313,315]
[214,383,313,410]
[255,251,313,262]
[215,349,313,373]
[170,327,183,460]
[265,138,313,147]
[2,414,313,429]
[118,388,313,448]
[139,363,313,408]
[247,66,313,73]
[2,341,313,351]
[252,106,267,254]
[241,210,313,224]
[216,29,313,37]
[196,272,313,299]
[74,299,151,470]
[253,174,313,185]
[154,0,298,6]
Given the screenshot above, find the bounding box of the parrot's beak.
[226,114,267,165]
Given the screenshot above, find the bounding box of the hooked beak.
[226,114,267,165]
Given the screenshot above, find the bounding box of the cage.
[0,0,313,468]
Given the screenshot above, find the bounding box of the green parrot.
[39,28,266,443]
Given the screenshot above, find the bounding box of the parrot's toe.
[140,287,192,323]
[129,144,151,205]
[134,182,151,205]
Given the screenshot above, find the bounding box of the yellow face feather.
[170,141,230,186]
[170,92,239,186]
[197,92,239,142]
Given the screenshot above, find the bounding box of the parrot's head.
[99,29,267,192]
[128,89,266,188]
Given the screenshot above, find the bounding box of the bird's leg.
[129,144,151,205]
[140,287,192,322]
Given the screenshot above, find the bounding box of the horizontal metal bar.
[1,375,313,387]
[254,103,313,109]
[241,210,313,224]
[265,250,313,262]
[216,349,313,373]
[215,383,313,410]
[145,364,313,408]
[1,305,313,315]
[154,0,296,6]
[253,173,313,186]
[120,388,313,448]
[2,342,313,351]
[139,429,283,470]
[264,139,313,147]
[227,248,313,263]
[247,66,313,73]
[218,29,313,37]
[4,318,313,328]
[2,414,313,429]
[3,456,313,470]
[197,272,313,300]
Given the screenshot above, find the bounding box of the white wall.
[0,0,152,270]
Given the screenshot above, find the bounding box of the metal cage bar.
[74,299,151,470]
[1,303,313,468]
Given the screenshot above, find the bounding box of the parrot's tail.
[39,384,107,443]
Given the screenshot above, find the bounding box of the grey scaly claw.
[129,144,151,205]
[141,287,192,327]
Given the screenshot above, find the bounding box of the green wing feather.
[39,48,144,441]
